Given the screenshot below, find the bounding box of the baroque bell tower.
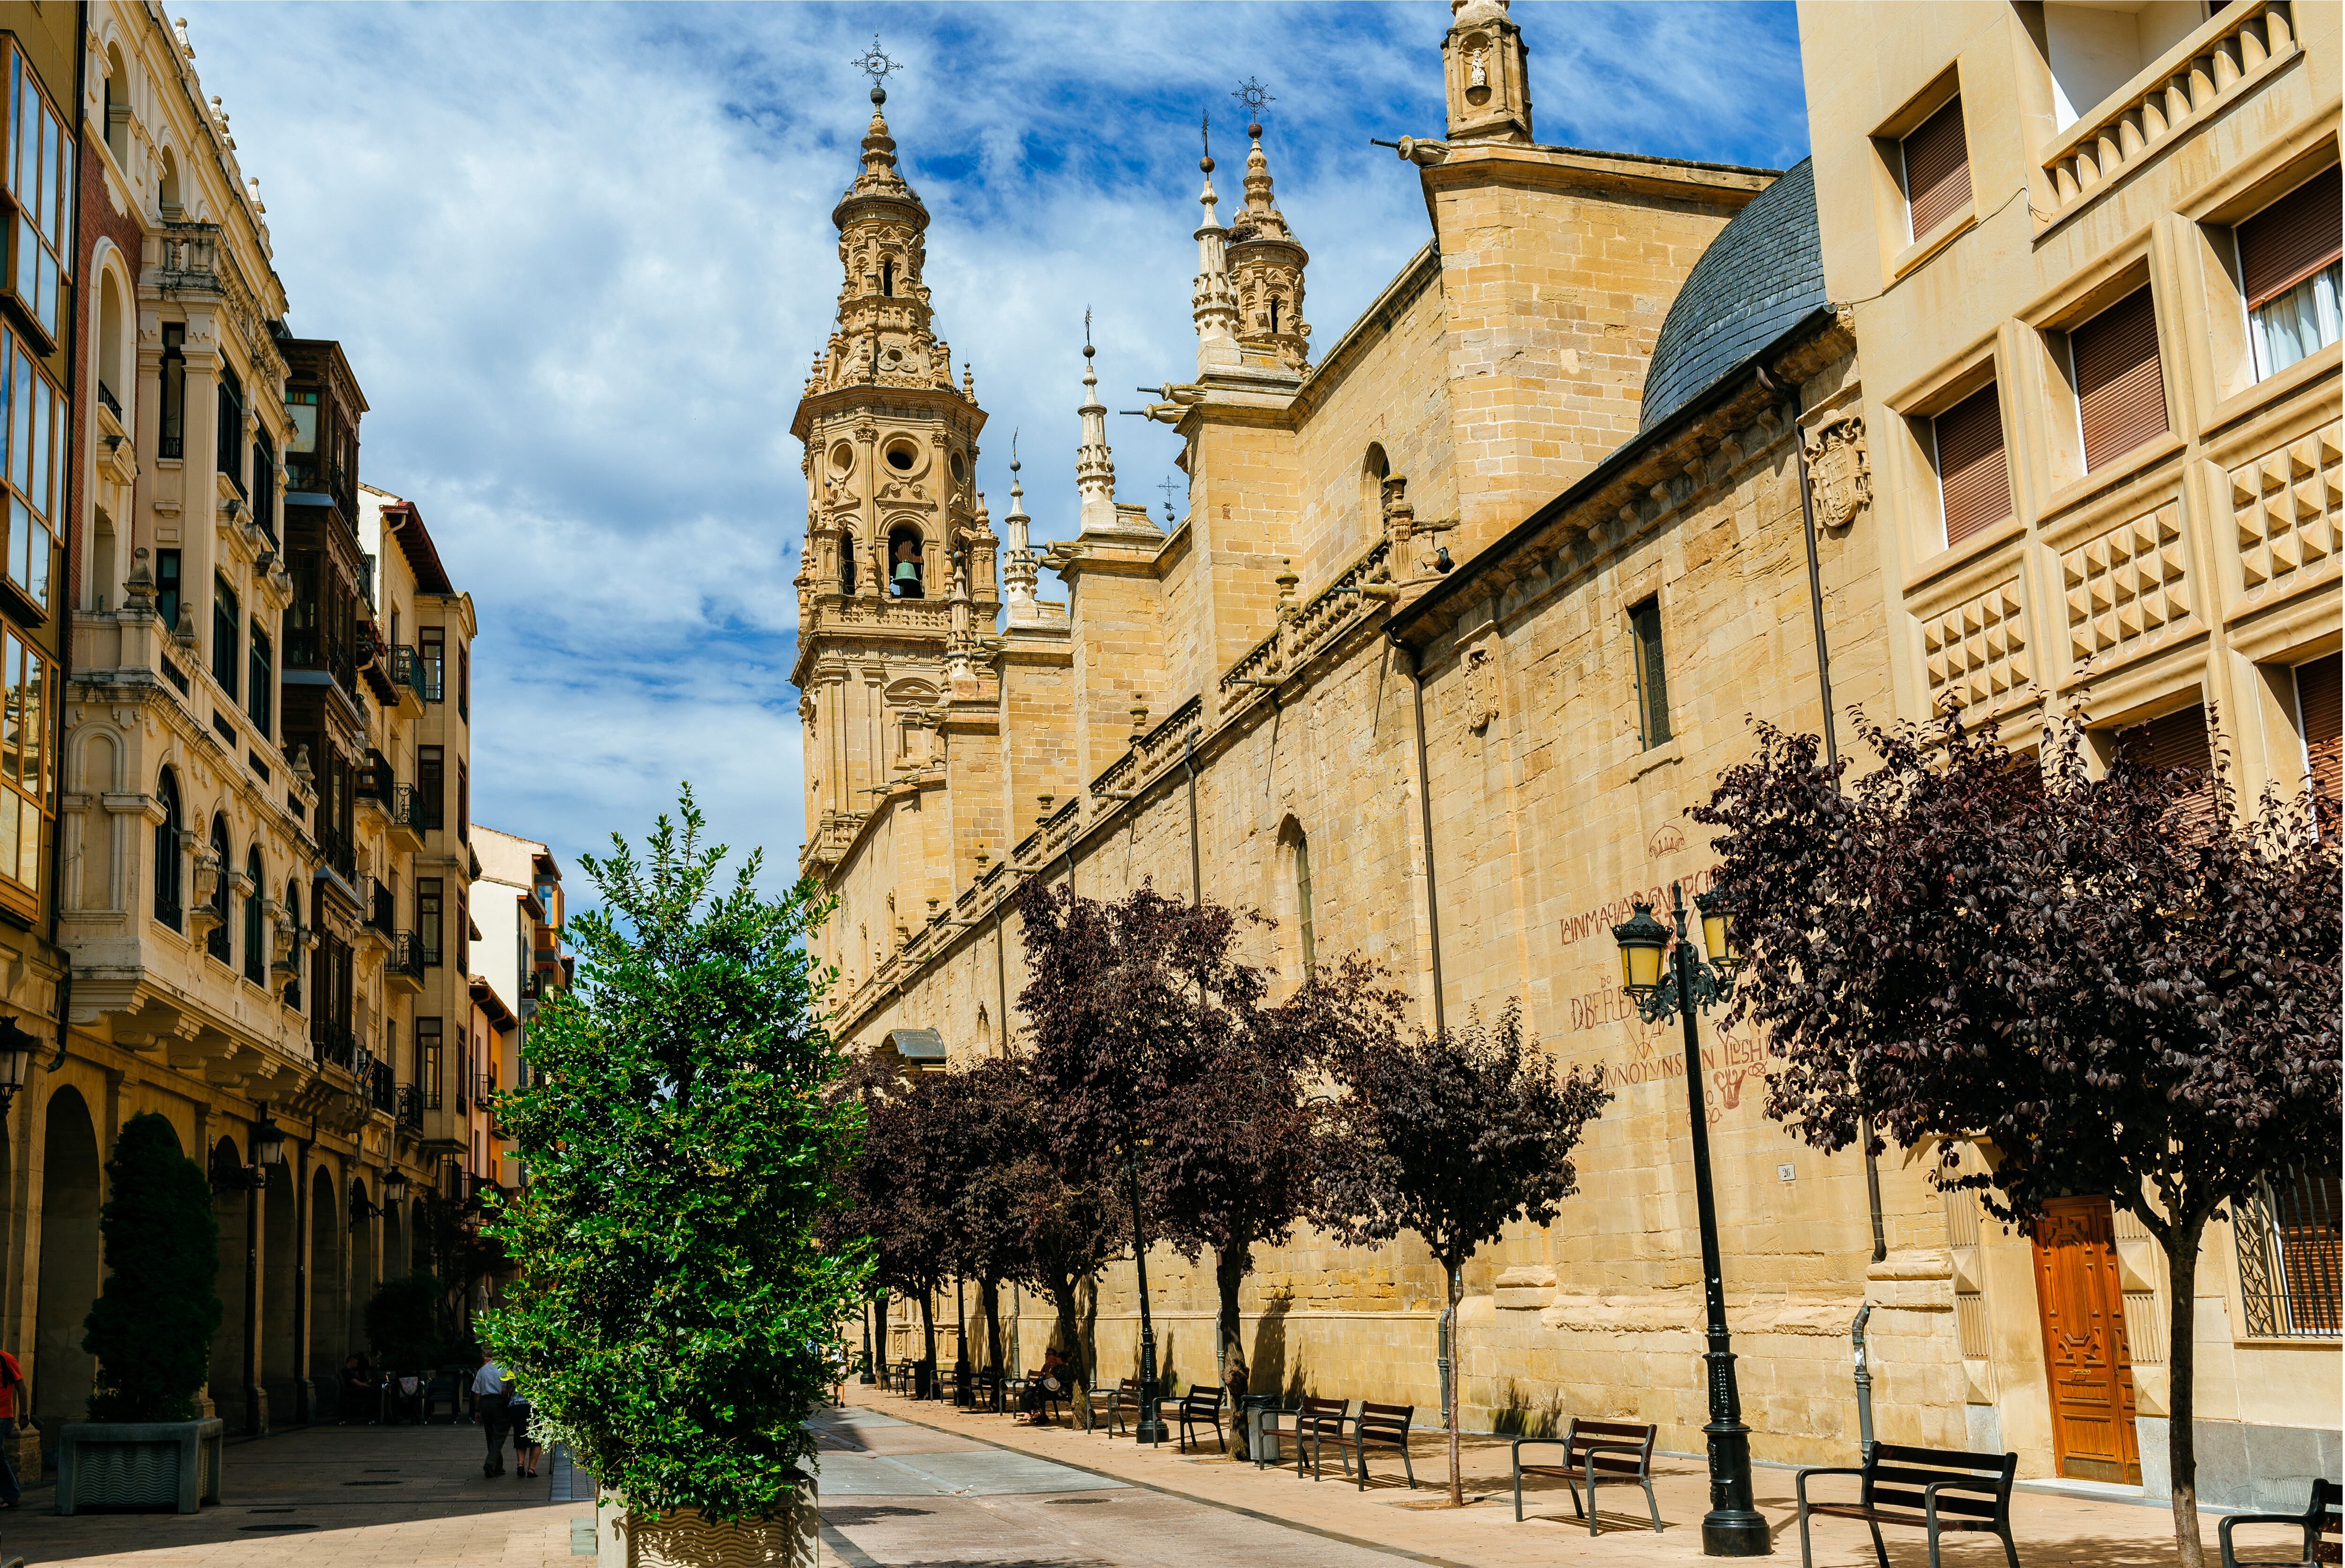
[792,52,995,877]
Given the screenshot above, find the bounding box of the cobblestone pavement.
[0,1421,587,1568]
[840,1384,2223,1568]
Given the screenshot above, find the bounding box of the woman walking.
[508,1383,541,1478]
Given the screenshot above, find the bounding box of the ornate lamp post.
[1614,883,1769,1557]
[1126,1147,1166,1445]
[0,1015,39,1111]
[860,1296,877,1386]
[383,1170,409,1207]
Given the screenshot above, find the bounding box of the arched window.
[1362,444,1391,530]
[1280,818,1316,977]
[152,769,182,929]
[157,146,181,219]
[887,526,923,599]
[98,273,125,415]
[206,818,231,963]
[243,848,265,983]
[283,879,304,1009]
[840,532,857,595]
[102,46,129,165]
[881,257,895,297]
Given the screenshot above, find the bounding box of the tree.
[1318,1002,1611,1506]
[480,788,867,1523]
[929,1057,1044,1385]
[1691,704,2341,1568]
[840,1061,956,1395]
[82,1113,222,1422]
[1150,953,1403,1444]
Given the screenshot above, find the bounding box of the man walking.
[472,1350,510,1477]
[0,1346,23,1508]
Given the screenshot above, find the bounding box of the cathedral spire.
[1191,112,1241,373]
[1225,87,1310,373]
[1075,320,1119,536]
[1002,435,1038,609]
[1444,0,1534,145]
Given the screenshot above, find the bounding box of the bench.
[1083,1379,1141,1435]
[1013,1367,1071,1425]
[1307,1401,1416,1491]
[1157,1386,1224,1454]
[1795,1443,2019,1568]
[1513,1417,1662,1534]
[2221,1478,2342,1568]
[1256,1395,1348,1472]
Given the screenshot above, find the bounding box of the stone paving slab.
[818,1449,1130,1498]
[843,1383,2220,1567]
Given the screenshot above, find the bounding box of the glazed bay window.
[2239,167,2343,381]
[2,45,71,348]
[283,387,318,490]
[0,623,47,900]
[0,326,61,615]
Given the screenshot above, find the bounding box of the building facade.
[799,0,2340,1507]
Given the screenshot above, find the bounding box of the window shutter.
[2239,167,2343,311]
[2119,704,2214,834]
[2073,288,2168,471]
[1935,383,2011,547]
[1903,98,1972,242]
[2296,652,2342,821]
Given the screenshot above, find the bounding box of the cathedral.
[792,0,2342,1503]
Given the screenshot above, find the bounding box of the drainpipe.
[1387,633,1445,1037]
[1792,398,1888,1268]
[1182,736,1202,908]
[1851,1303,1876,1462]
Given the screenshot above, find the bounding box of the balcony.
[315,1017,357,1072]
[316,826,356,885]
[367,879,396,938]
[387,931,426,993]
[369,1059,396,1118]
[395,1083,423,1131]
[387,784,426,854]
[388,644,428,715]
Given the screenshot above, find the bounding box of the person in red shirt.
[0,1348,25,1507]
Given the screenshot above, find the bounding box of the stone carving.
[1462,641,1500,734]
[1920,579,2028,714]
[2061,503,2192,661]
[1802,416,1869,531]
[2229,421,2341,593]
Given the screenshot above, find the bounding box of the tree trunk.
[980,1277,1001,1377]
[1445,1264,1463,1508]
[1046,1273,1088,1426]
[2164,1208,2210,1568]
[918,1288,937,1400]
[1217,1243,1251,1455]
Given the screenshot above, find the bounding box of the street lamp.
[0,1015,40,1112]
[250,1114,287,1174]
[1614,882,1768,1558]
[860,1295,877,1386]
[1125,1145,1166,1445]
[383,1170,409,1206]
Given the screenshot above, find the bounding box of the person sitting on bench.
[1020,1348,1073,1425]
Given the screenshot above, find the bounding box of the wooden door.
[2031,1196,2142,1484]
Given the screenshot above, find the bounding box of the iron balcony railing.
[395,1083,423,1130]
[389,644,428,703]
[369,1060,396,1116]
[97,380,122,418]
[368,880,395,937]
[390,931,425,983]
[317,826,356,882]
[315,1017,357,1071]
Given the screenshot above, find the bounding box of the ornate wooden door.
[2031,1196,2141,1484]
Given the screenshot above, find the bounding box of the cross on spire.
[851,34,900,101]
[1233,76,1274,131]
[1157,476,1182,522]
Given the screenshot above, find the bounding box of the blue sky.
[178,1,1808,898]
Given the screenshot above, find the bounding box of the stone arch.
[886,522,925,598]
[260,1161,299,1418]
[32,1087,102,1424]
[157,142,181,219]
[347,1175,376,1361]
[205,814,232,965]
[309,1165,343,1408]
[69,729,121,914]
[1276,814,1316,979]
[153,765,183,929]
[1362,443,1391,532]
[209,1134,249,1419]
[101,41,130,165]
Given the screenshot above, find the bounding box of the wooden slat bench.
[2221,1477,2342,1567]
[1512,1417,1662,1534]
[1307,1401,1416,1491]
[1795,1443,2019,1568]
[1158,1385,1225,1454]
[1083,1378,1141,1436]
[1256,1395,1348,1473]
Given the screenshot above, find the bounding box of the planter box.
[596,1482,817,1568]
[56,1419,224,1514]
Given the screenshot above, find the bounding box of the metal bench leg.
[1867,1518,1891,1568]
[1797,1501,1815,1568]
[1513,1465,1523,1522]
[1356,1451,1369,1492]
[1927,1513,1943,1568]
[1402,1445,1415,1490]
[1586,1455,1601,1538]
[1644,1477,1664,1533]
[1998,1524,2020,1568]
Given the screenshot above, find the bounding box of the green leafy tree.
[83,1113,223,1422]
[481,788,868,1523]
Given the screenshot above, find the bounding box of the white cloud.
[177,0,1806,901]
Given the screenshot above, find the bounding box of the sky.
[176,1,1809,904]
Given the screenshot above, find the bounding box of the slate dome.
[1638,158,1824,434]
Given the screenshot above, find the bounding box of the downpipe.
[1851,1303,1876,1462]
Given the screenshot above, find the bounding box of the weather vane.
[1157,476,1181,522]
[1084,307,1093,348]
[851,34,900,100]
[1201,109,1212,162]
[1233,76,1274,129]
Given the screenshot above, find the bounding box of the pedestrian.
[507,1383,540,1479]
[472,1349,510,1477]
[0,1346,23,1509]
[339,1352,378,1425]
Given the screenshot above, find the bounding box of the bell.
[894,560,919,582]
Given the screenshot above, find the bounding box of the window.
[1901,96,1970,243]
[217,358,246,494]
[284,878,304,1007]
[457,761,469,843]
[2118,703,2215,836]
[458,891,470,972]
[1933,382,2012,548]
[153,768,182,928]
[212,576,239,698]
[283,387,318,490]
[419,625,445,702]
[248,621,272,735]
[419,877,443,966]
[252,433,276,542]
[159,324,185,459]
[418,746,445,830]
[0,327,62,612]
[840,533,857,595]
[888,526,924,598]
[0,624,46,895]
[3,46,71,346]
[881,257,894,296]
[155,549,182,635]
[2296,653,2342,826]
[2070,288,2167,471]
[206,818,231,963]
[457,645,469,720]
[242,848,265,984]
[1292,830,1316,975]
[1630,598,1671,749]
[420,1016,444,1110]
[2240,167,2343,380]
[2239,1166,2341,1338]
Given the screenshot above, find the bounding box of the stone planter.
[595,1483,817,1568]
[56,1419,224,1514]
